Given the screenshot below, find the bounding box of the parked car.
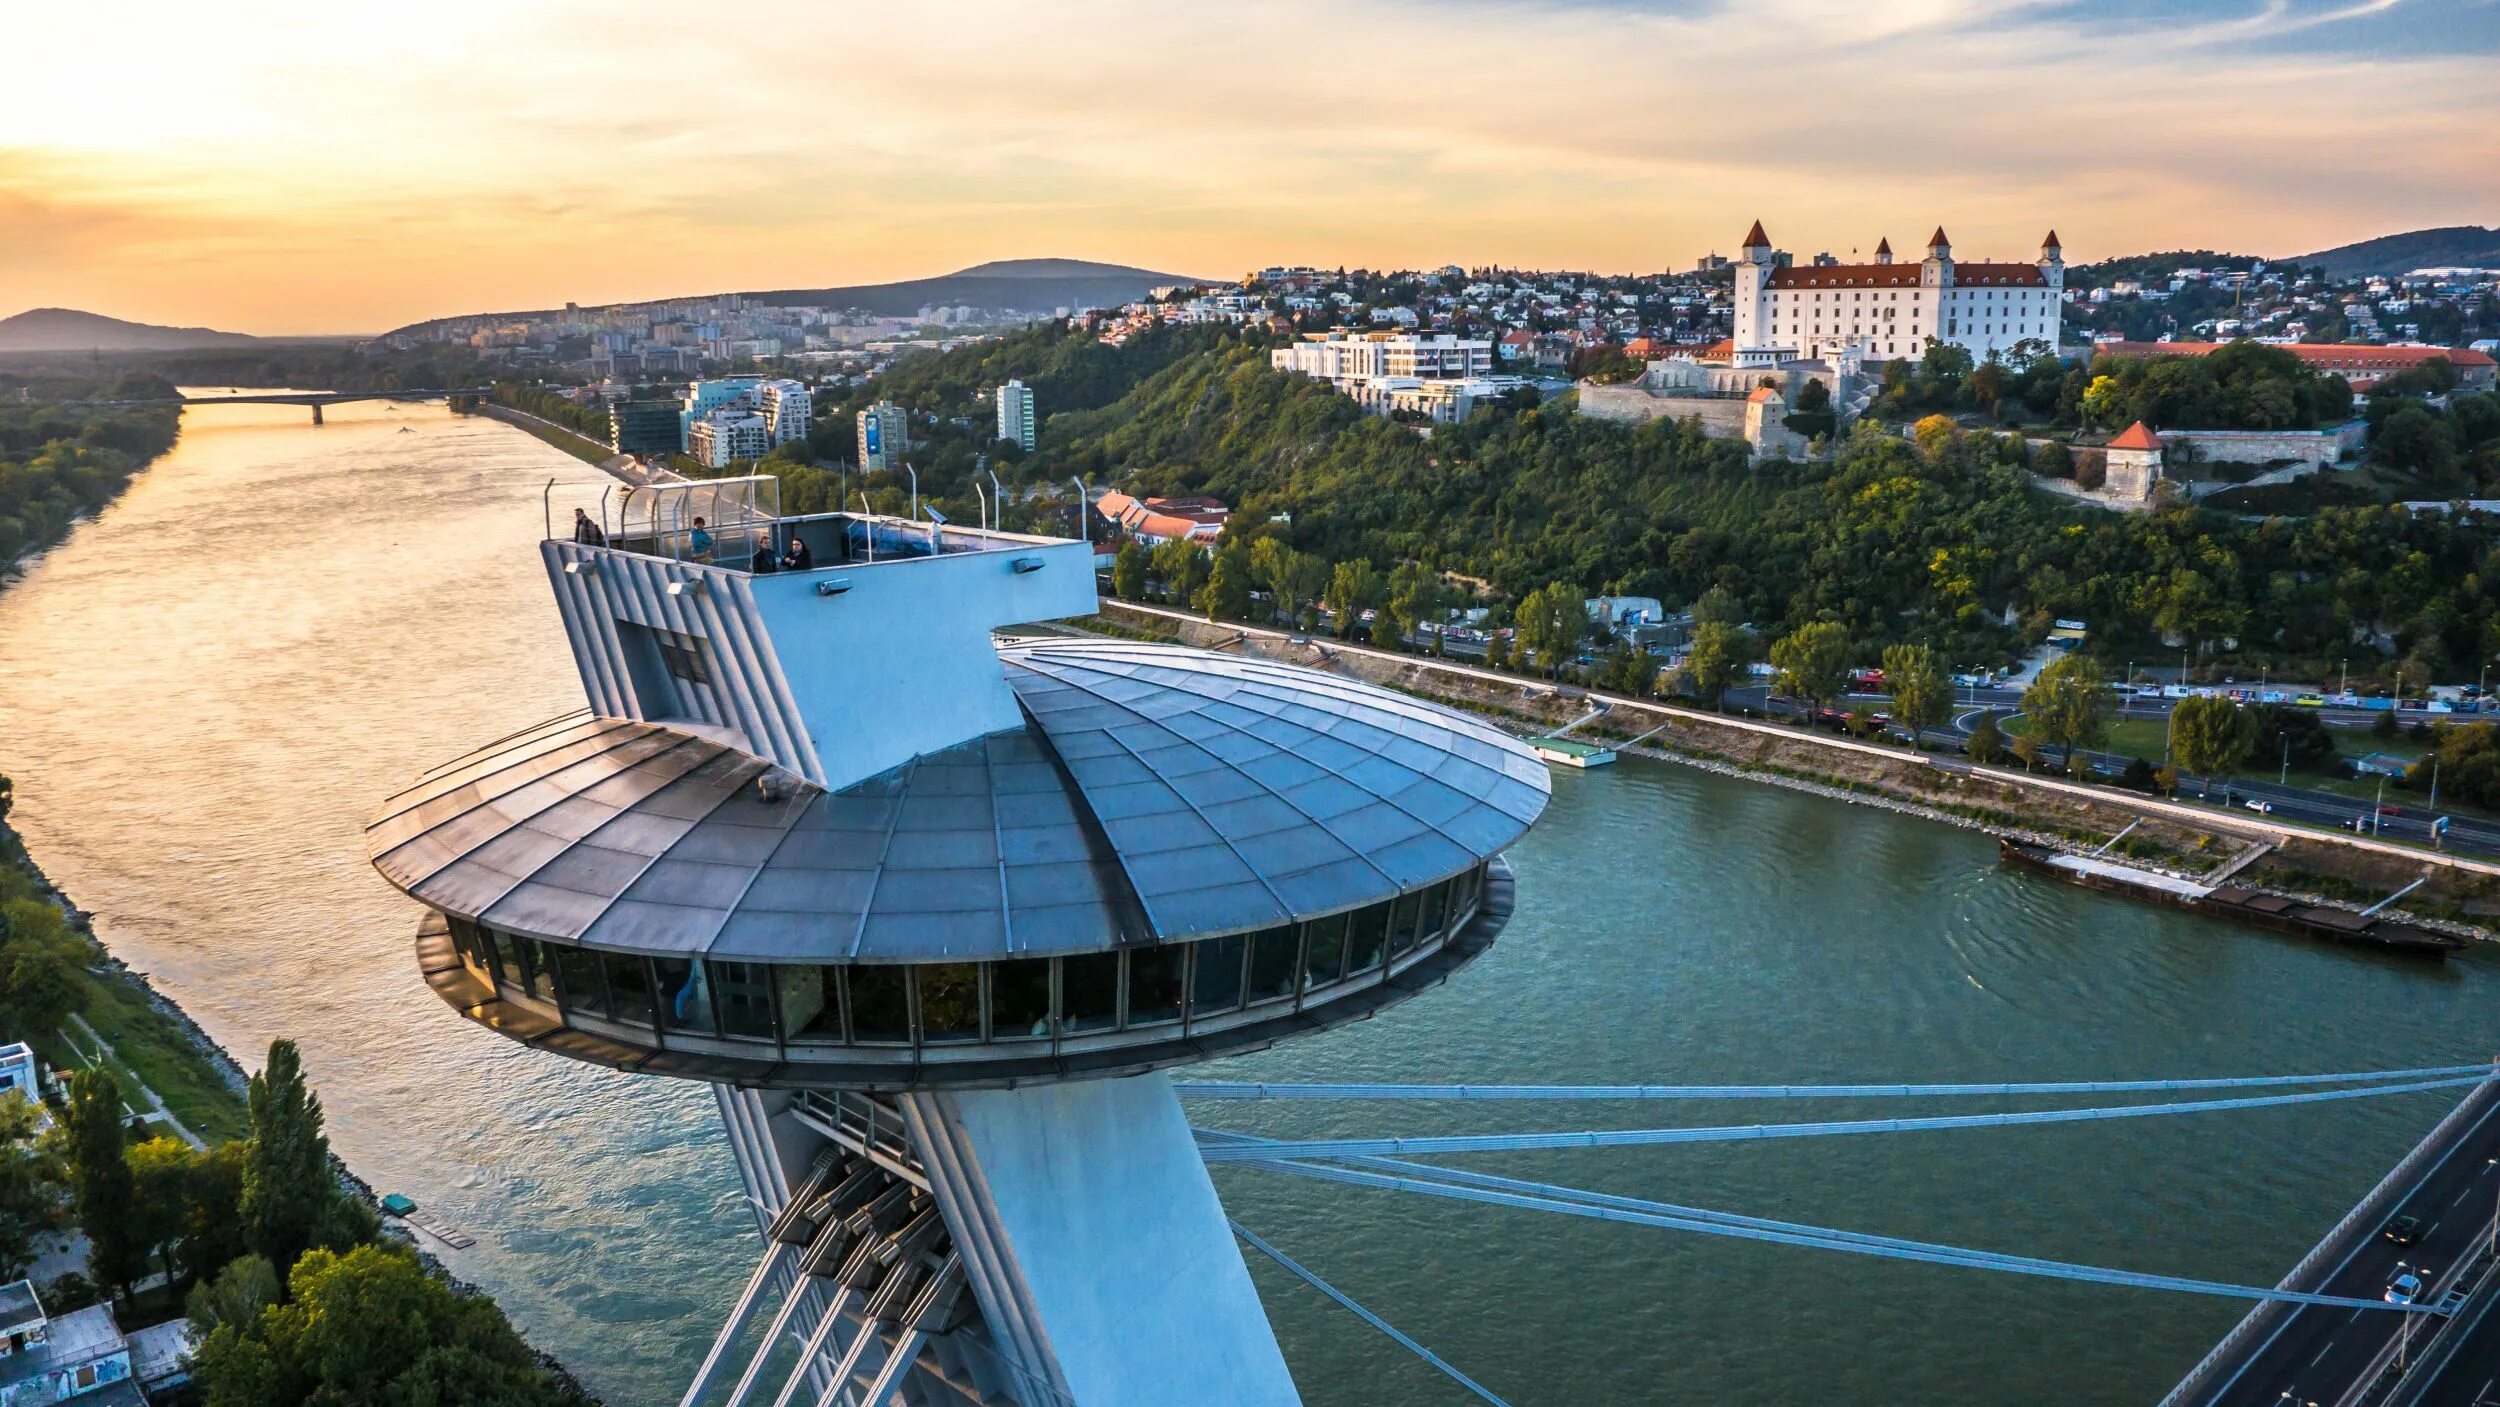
[2383,1216,2427,1247]
[2387,1272,2423,1305]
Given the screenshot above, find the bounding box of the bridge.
[76,388,492,424]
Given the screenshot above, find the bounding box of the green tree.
[2020,654,2109,769]
[1110,540,1146,601]
[2168,693,2253,793]
[1680,621,1751,710]
[1383,564,1444,651]
[1967,711,2005,764]
[187,1252,280,1335]
[0,1094,61,1281]
[1513,583,1587,678]
[1250,540,1329,627]
[1195,545,1252,621]
[1324,560,1381,639]
[242,1039,336,1279]
[1882,643,1947,750]
[66,1068,144,1305]
[1770,621,1851,712]
[1148,535,1205,605]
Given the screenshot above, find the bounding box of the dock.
[382,1198,476,1250]
[1997,839,2460,957]
[1525,736,1614,768]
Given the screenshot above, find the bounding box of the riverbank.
[1083,602,2500,937]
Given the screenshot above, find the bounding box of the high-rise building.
[995,380,1036,452]
[366,481,1550,1406]
[608,399,682,458]
[680,377,763,450]
[756,379,814,447]
[858,401,908,471]
[688,409,770,468]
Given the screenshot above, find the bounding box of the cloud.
[2,0,2493,331]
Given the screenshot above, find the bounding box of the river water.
[1,396,2493,1406]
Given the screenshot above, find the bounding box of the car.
[2387,1272,2423,1305]
[2243,799,2274,814]
[2383,1215,2427,1247]
[2296,694,2326,707]
[2378,804,2404,818]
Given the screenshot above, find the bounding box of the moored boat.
[1996,838,2460,957]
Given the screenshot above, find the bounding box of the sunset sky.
[7,0,2497,335]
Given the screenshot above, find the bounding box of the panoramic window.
[991,958,1054,1039]
[1387,891,1423,957]
[1344,901,1388,975]
[775,966,841,1044]
[1060,953,1120,1033]
[1301,912,1347,991]
[602,951,656,1028]
[847,966,911,1044]
[1246,925,1300,1004]
[710,961,776,1041]
[653,957,715,1035]
[1189,934,1247,1017]
[553,945,606,1019]
[918,964,983,1042]
[1127,947,1185,1027]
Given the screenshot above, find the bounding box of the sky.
[5,0,2496,335]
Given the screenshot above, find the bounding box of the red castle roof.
[1742,220,1770,248]
[2108,421,2163,451]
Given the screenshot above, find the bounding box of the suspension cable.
[1231,1220,1513,1406]
[1177,1063,2500,1103]
[1195,1073,2492,1165]
[1224,1145,2436,1313]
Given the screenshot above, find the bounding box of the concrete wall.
[2162,422,2365,470]
[1576,384,1749,435]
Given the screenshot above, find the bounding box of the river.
[0,395,2493,1406]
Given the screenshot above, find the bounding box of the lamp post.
[2281,734,2290,786]
[2341,658,2349,698]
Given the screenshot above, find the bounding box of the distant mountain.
[746,258,1214,317]
[0,307,267,352]
[2291,226,2500,278]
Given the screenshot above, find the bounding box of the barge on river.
[1996,839,2461,957]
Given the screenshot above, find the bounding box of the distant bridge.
[71,388,493,424]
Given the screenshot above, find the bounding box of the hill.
[2293,226,2500,277]
[0,307,269,353]
[745,258,1212,317]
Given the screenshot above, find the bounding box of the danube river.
[2,396,2494,1406]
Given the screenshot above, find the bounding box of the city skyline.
[8,0,2498,334]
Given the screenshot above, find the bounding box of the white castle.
[1730,221,2064,367]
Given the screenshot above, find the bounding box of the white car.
[2387,1272,2423,1305]
[2243,799,2274,814]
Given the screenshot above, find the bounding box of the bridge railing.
[2157,1077,2499,1406]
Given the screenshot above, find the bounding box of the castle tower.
[366,479,1550,1407]
[2039,229,2065,291]
[1734,220,1782,367]
[1873,236,1893,267]
[2104,420,2164,501]
[1921,226,1954,288]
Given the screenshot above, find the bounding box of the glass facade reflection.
[441,862,1492,1063]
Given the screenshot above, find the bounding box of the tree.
[1680,621,1750,710]
[65,1068,144,1305]
[1513,582,1587,678]
[1250,540,1329,628]
[1882,643,1947,750]
[0,1094,61,1281]
[1770,621,1851,713]
[1967,711,2005,764]
[242,1039,337,1279]
[2020,654,2108,769]
[2010,732,2044,772]
[127,1137,197,1286]
[2169,693,2253,793]
[1912,414,1960,459]
[1110,541,1145,601]
[1324,560,1381,639]
[188,1253,280,1335]
[1195,545,1252,621]
[1148,536,1205,606]
[2251,705,2334,775]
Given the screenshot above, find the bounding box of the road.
[1715,684,2500,860]
[2174,1079,2500,1406]
[2396,1269,2500,1405]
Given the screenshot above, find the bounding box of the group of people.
[568,508,812,571]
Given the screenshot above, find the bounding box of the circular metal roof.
[368,640,1549,962]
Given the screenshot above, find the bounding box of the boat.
[1996,839,2461,957]
[1526,736,1614,768]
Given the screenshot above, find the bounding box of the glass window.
[1060,954,1119,1034]
[554,945,606,1019]
[1189,934,1246,1017]
[486,928,525,992]
[1451,865,1481,927]
[711,961,777,1041]
[776,966,842,1043]
[991,959,1053,1039]
[602,952,656,1027]
[1126,947,1184,1027]
[1344,903,1388,976]
[1301,913,1347,991]
[848,967,911,1044]
[1416,882,1448,945]
[918,965,983,1043]
[1388,892,1422,957]
[1246,926,1300,1004]
[516,937,557,1002]
[654,957,715,1034]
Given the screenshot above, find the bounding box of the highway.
[2173,1078,2500,1406]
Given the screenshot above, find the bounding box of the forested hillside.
[0,374,182,570]
[740,325,2499,681]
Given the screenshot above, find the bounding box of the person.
[688,516,714,562]
[781,533,814,571]
[750,540,777,573]
[570,508,605,547]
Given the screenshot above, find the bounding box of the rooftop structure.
[0,1282,148,1407]
[2093,339,2496,390]
[1732,219,2063,366]
[368,476,1548,1405]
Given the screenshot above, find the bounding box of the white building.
[754,379,813,447]
[1731,222,2063,366]
[1269,331,1508,422]
[996,380,1036,452]
[688,410,770,469]
[857,401,908,472]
